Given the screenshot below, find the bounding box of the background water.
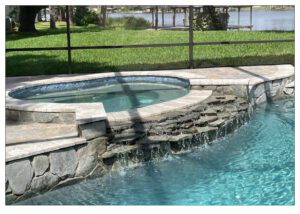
[17,98,294,205]
[108,10,294,31]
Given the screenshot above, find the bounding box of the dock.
[228,25,253,30]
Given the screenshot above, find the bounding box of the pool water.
[21,83,189,113]
[17,99,294,205]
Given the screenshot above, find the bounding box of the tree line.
[9,6,108,32]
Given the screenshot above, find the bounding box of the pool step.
[6,122,78,145]
[6,137,86,162]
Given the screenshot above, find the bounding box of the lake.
[108,10,294,31]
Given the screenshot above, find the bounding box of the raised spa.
[9,76,190,113]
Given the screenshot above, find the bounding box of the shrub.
[74,6,99,26]
[106,16,151,29]
[124,16,151,29]
[106,17,126,27]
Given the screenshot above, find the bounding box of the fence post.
[155,6,158,30]
[162,7,164,27]
[66,6,72,74]
[238,6,241,30]
[189,6,194,69]
[250,6,253,31]
[172,8,176,27]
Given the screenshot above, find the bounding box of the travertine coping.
[5,64,294,125]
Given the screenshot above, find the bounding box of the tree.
[19,6,45,32]
[43,8,47,21]
[57,6,63,21]
[194,6,229,31]
[69,6,74,24]
[60,7,66,21]
[99,6,107,27]
[49,6,56,29]
[37,9,42,21]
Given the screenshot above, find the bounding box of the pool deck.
[5,64,294,162]
[6,64,294,90]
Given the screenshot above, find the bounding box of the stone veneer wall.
[5,77,294,204]
[6,136,108,204]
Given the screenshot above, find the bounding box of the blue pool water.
[9,76,189,113]
[17,99,294,205]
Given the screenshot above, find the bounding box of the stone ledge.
[102,145,139,159]
[79,121,107,140]
[285,81,294,88]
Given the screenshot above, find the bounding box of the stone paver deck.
[6,64,294,91]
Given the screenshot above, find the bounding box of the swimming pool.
[16,98,294,205]
[9,76,190,113]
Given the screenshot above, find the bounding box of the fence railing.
[6,6,295,74]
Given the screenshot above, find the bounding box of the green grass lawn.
[6,22,294,76]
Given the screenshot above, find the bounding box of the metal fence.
[6,6,294,74]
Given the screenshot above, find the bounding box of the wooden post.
[188,6,194,69]
[250,6,253,31]
[173,8,176,27]
[66,6,72,74]
[155,6,158,30]
[162,7,164,27]
[238,6,240,30]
